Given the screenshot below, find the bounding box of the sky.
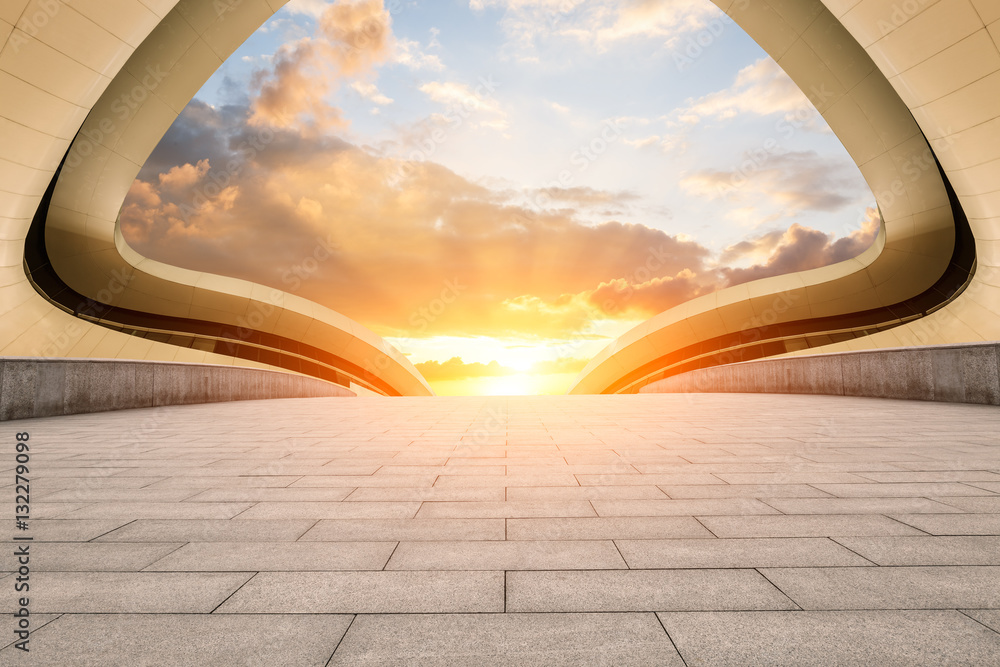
[120,0,879,396]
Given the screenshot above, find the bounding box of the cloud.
[122,100,880,346]
[248,1,441,128]
[470,0,725,57]
[416,357,514,381]
[719,207,881,286]
[676,58,816,125]
[681,151,870,221]
[534,186,640,208]
[351,81,393,105]
[284,0,333,19]
[419,80,508,130]
[394,38,445,71]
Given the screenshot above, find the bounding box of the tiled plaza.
[3,393,1000,665]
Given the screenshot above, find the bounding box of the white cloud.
[394,38,445,71]
[284,0,333,19]
[351,81,394,105]
[469,0,725,55]
[547,101,570,114]
[420,81,508,129]
[624,135,661,149]
[677,58,816,125]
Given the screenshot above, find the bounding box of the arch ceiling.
[0,0,996,396]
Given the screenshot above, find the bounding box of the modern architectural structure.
[571,0,1000,394]
[1,0,432,397]
[0,0,997,402]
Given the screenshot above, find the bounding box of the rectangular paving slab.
[760,566,1000,609]
[385,540,627,570]
[142,541,398,571]
[506,569,797,612]
[658,611,1000,667]
[699,515,925,537]
[0,614,353,666]
[328,613,683,666]
[14,572,253,613]
[216,571,504,613]
[616,537,874,569]
[832,536,1000,565]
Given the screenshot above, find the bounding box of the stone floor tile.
[16,572,252,613]
[931,496,1000,512]
[344,487,505,502]
[616,537,873,569]
[700,515,925,537]
[576,474,725,486]
[659,484,832,499]
[811,482,997,497]
[761,497,963,514]
[506,517,715,540]
[385,540,626,570]
[658,611,1000,666]
[713,473,872,484]
[0,614,353,666]
[94,519,317,542]
[592,498,781,517]
[505,485,668,501]
[143,541,397,571]
[433,474,580,487]
[415,501,596,518]
[889,514,1000,535]
[236,501,420,519]
[507,569,796,612]
[833,536,1000,565]
[59,502,254,520]
[327,613,683,666]
[16,519,133,542]
[15,542,183,571]
[298,518,504,541]
[181,488,355,502]
[761,566,1000,609]
[963,609,1000,634]
[216,571,503,614]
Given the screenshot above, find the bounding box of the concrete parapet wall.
[640,344,1000,406]
[0,358,355,421]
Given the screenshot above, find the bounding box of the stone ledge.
[0,357,354,421]
[640,343,1000,405]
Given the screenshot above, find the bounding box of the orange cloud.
[719,207,881,286]
[122,101,880,345]
[249,0,393,128]
[416,357,514,381]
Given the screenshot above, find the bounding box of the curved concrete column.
[571,0,995,394]
[0,0,432,396]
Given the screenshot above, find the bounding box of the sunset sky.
[120,0,879,396]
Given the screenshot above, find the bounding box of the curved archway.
[1,0,997,398]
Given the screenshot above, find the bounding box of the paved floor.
[2,393,1000,665]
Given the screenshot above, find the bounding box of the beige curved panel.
[0,0,432,396]
[570,0,985,394]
